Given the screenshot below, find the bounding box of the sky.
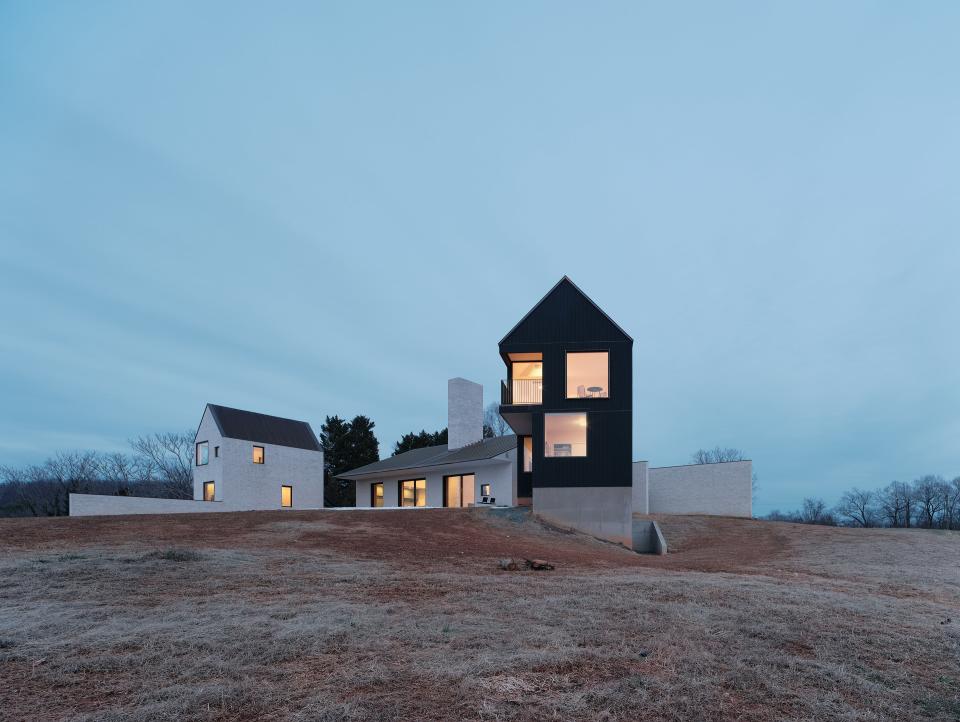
[1,2,958,515]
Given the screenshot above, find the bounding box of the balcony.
[501,378,543,405]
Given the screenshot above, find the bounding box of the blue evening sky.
[1,3,958,514]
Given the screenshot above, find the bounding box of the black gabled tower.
[498,277,633,535]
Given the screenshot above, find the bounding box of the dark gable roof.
[206,404,321,451]
[499,276,633,345]
[337,435,517,479]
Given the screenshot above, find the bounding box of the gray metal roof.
[207,404,321,451]
[337,434,517,479]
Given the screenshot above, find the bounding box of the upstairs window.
[509,353,543,405]
[566,352,609,399]
[544,413,587,457]
[214,446,219,458]
[196,441,209,466]
[253,446,265,464]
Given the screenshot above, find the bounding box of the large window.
[203,481,215,501]
[196,441,209,466]
[444,474,475,507]
[253,446,265,464]
[522,436,533,473]
[281,485,292,508]
[544,413,587,457]
[371,482,384,508]
[399,479,426,507]
[566,351,609,398]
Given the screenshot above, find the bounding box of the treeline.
[766,475,960,529]
[0,432,194,517]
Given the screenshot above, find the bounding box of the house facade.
[498,277,634,545]
[192,404,325,510]
[340,379,518,508]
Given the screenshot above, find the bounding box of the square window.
[203,481,215,501]
[196,441,209,466]
[566,352,609,399]
[481,483,491,497]
[253,446,265,464]
[281,485,292,508]
[544,413,587,457]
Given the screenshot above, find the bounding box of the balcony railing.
[501,378,543,405]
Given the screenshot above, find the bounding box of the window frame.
[398,478,427,507]
[544,412,588,458]
[252,446,265,464]
[564,350,610,400]
[371,482,384,508]
[203,480,215,501]
[214,446,219,458]
[480,483,491,497]
[521,436,533,473]
[281,485,293,508]
[195,441,209,467]
[443,473,475,508]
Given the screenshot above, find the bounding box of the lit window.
[203,481,215,501]
[444,474,475,507]
[511,358,543,405]
[371,482,384,508]
[399,479,426,507]
[522,436,533,472]
[566,352,609,399]
[481,483,491,497]
[544,413,587,457]
[214,446,219,458]
[196,442,209,466]
[281,485,292,508]
[253,446,265,464]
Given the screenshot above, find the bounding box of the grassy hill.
[1,509,958,721]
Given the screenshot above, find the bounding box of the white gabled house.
[192,404,325,510]
[70,404,324,516]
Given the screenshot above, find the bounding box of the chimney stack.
[448,378,483,450]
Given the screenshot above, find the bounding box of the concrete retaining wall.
[632,461,649,514]
[638,460,752,517]
[533,486,633,547]
[632,519,667,554]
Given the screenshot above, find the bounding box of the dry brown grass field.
[1,508,958,721]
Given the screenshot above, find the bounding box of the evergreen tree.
[393,428,447,456]
[320,415,379,507]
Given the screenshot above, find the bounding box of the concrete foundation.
[533,486,633,547]
[632,519,667,554]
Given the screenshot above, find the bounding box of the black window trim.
[564,349,611,400]
[281,484,293,508]
[370,482,384,508]
[442,473,476,508]
[253,445,265,464]
[543,411,589,459]
[397,478,426,508]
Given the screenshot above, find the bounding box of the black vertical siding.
[499,278,633,490]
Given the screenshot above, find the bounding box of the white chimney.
[448,378,483,450]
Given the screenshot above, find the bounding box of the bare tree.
[129,432,194,499]
[942,477,960,531]
[834,487,875,527]
[912,475,946,529]
[691,447,745,464]
[800,497,834,525]
[878,481,913,527]
[484,403,510,437]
